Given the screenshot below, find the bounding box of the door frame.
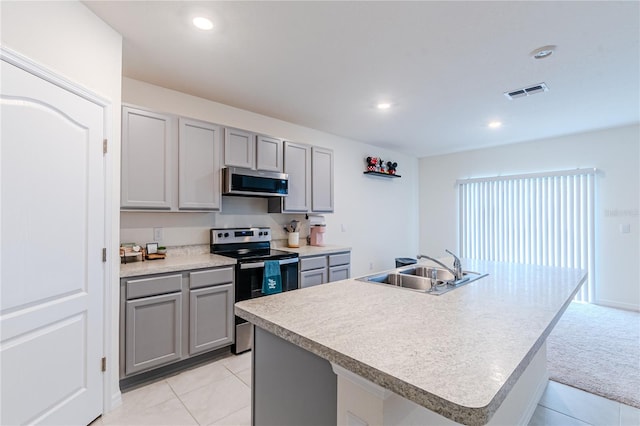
[1,46,121,414]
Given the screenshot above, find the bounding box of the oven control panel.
[210,227,271,244]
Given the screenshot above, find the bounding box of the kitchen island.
[235,259,586,426]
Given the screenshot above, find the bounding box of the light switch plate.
[620,224,631,234]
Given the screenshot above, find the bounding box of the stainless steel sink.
[357,265,488,295]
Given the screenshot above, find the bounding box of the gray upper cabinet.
[282,141,311,212]
[269,142,334,214]
[224,127,255,169]
[121,106,172,209]
[311,147,334,212]
[256,135,283,172]
[121,105,226,212]
[224,129,283,172]
[178,118,221,210]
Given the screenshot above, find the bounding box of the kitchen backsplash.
[120,196,308,247]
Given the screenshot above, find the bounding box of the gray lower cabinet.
[121,266,234,379]
[300,251,350,288]
[189,283,234,355]
[300,268,328,288]
[329,264,350,282]
[300,255,327,288]
[329,252,351,282]
[123,272,183,375]
[125,291,182,375]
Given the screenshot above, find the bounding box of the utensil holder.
[288,232,300,248]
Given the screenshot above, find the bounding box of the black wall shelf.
[363,171,401,178]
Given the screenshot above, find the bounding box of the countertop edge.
[120,255,237,278]
[235,303,492,425]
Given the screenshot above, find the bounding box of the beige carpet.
[546,301,640,408]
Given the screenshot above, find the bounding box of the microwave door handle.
[239,258,299,270]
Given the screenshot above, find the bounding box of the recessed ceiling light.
[488,121,502,129]
[193,17,214,30]
[377,102,391,110]
[530,45,556,59]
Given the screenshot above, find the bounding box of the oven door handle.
[239,257,299,270]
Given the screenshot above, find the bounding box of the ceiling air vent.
[504,82,549,100]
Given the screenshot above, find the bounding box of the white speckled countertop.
[119,243,349,278]
[273,242,351,257]
[120,245,236,278]
[235,259,586,425]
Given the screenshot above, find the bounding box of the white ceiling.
[85,1,639,158]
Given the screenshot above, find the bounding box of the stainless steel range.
[210,227,299,354]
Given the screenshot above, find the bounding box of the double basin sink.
[357,265,488,296]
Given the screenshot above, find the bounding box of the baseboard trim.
[109,390,122,412]
[594,299,640,312]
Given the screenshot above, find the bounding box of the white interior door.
[1,58,105,425]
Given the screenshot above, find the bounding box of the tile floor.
[92,352,640,426]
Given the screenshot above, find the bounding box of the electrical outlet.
[153,227,164,242]
[369,262,374,270]
[341,223,347,232]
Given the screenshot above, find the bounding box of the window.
[458,169,595,302]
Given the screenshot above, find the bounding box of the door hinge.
[103,139,108,154]
[101,357,107,372]
[102,248,107,262]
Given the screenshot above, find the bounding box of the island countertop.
[235,259,586,425]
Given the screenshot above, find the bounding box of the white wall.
[419,124,640,311]
[121,77,420,277]
[1,0,123,411]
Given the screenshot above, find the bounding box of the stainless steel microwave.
[222,167,288,197]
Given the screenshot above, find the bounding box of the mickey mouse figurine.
[366,156,378,171]
[386,161,398,175]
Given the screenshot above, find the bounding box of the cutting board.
[145,253,166,260]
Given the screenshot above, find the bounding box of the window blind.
[457,169,595,302]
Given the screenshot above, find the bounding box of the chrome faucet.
[416,250,464,280]
[445,249,463,280]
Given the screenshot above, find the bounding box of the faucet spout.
[416,250,464,280]
[416,254,458,278]
[445,249,463,280]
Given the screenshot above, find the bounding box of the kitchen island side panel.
[253,326,337,426]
